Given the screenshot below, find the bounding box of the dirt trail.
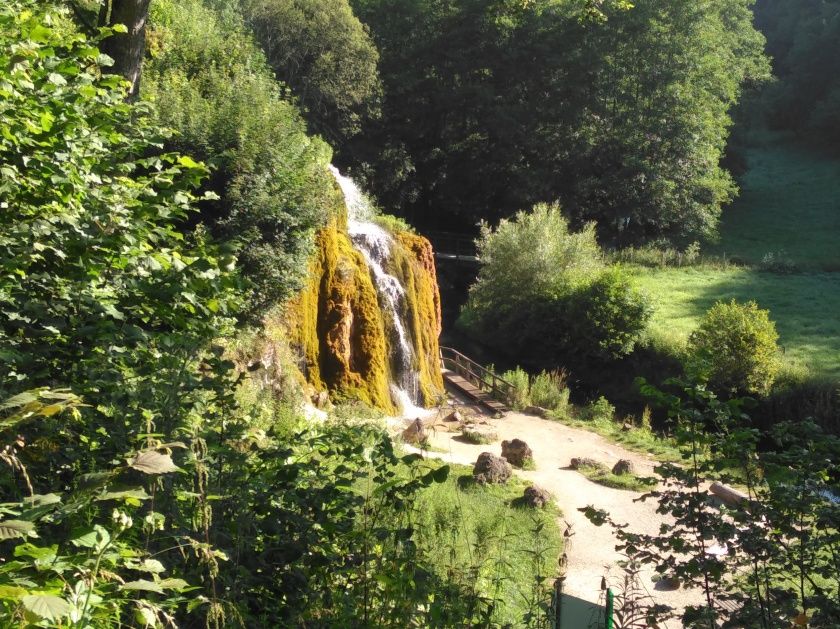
[397,409,705,626]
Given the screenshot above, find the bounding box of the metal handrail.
[439,346,514,404]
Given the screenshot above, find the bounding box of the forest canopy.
[347,0,769,244]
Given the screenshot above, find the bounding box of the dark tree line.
[346,0,768,245]
[753,0,840,149]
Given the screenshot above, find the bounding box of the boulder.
[472,452,511,485]
[612,459,635,476]
[442,410,463,423]
[461,424,498,444]
[501,439,533,467]
[569,457,600,470]
[523,485,551,509]
[401,418,427,445]
[312,390,330,409]
[524,405,550,419]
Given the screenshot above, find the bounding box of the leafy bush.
[760,249,798,274]
[529,370,570,412]
[460,204,651,367]
[501,367,531,410]
[582,396,616,423]
[686,300,780,395]
[145,0,338,318]
[567,266,652,360]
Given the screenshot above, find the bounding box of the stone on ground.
[402,418,427,445]
[569,457,601,470]
[473,452,511,485]
[612,459,635,475]
[523,485,551,508]
[501,438,533,467]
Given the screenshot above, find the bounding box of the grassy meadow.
[630,138,840,381]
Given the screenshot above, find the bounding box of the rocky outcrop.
[473,452,512,485]
[501,439,533,467]
[287,217,394,412]
[286,211,445,413]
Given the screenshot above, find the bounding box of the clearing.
[631,137,840,380]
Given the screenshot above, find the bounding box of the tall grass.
[415,464,563,626]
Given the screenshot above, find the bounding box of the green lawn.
[634,268,840,379]
[710,140,840,271]
[415,464,563,626]
[631,136,840,381]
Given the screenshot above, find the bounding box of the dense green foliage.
[461,204,651,368]
[753,0,840,148]
[686,300,780,395]
[0,6,566,627]
[349,0,768,243]
[584,382,840,626]
[144,0,338,318]
[241,0,381,145]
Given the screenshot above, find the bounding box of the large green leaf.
[22,594,71,621]
[129,451,180,475]
[0,520,35,540]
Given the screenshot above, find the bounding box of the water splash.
[329,165,423,414]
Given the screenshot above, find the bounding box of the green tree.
[145,0,339,318]
[686,300,780,395]
[350,0,769,243]
[242,0,382,146]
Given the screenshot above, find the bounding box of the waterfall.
[329,165,426,416]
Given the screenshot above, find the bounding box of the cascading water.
[329,165,427,416]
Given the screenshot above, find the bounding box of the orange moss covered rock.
[287,218,394,413]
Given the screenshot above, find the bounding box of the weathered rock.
[402,418,427,445]
[612,459,636,476]
[524,405,550,419]
[442,410,463,423]
[523,485,551,508]
[312,390,330,409]
[461,424,498,444]
[569,457,600,470]
[501,439,533,468]
[473,452,511,485]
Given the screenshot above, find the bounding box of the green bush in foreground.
[686,299,780,395]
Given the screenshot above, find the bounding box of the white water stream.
[329,165,427,417]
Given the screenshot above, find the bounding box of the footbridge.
[439,346,512,415]
[426,231,479,265]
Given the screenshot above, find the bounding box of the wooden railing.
[439,346,515,405]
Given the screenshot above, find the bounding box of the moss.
[287,217,395,413]
[392,231,445,405]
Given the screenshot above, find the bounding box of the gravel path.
[396,409,705,627]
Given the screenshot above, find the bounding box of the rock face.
[402,418,427,445]
[287,208,444,413]
[612,459,636,475]
[523,485,550,508]
[473,452,511,485]
[570,457,600,470]
[501,439,533,467]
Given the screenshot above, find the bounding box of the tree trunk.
[99,0,152,100]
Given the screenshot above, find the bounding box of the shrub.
[583,396,616,422]
[501,367,531,410]
[567,266,652,361]
[686,300,780,395]
[146,0,337,318]
[459,204,651,368]
[529,370,570,412]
